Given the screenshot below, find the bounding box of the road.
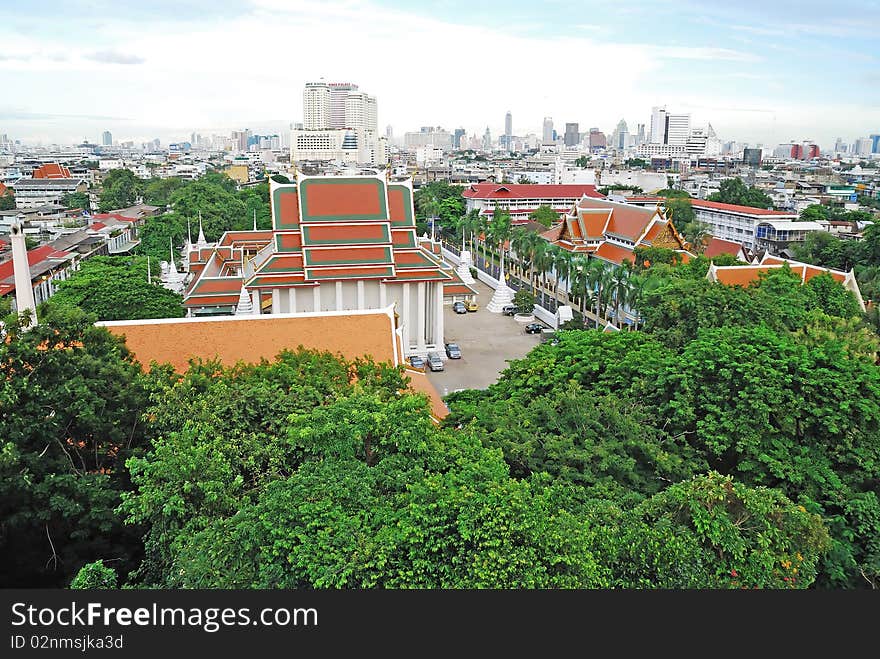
[426,279,548,393]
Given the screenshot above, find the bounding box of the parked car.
[501,305,518,316]
[445,343,462,359]
[524,322,545,334]
[452,301,467,314]
[465,300,478,312]
[409,354,425,369]
[426,352,444,371]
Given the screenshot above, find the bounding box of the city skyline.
[1,0,878,147]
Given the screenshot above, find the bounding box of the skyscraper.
[542,117,554,143]
[453,128,466,149]
[504,111,512,150]
[329,82,358,128]
[564,123,579,147]
[649,106,667,144]
[101,130,112,146]
[870,134,880,154]
[303,81,331,130]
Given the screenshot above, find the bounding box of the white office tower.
[542,117,554,143]
[329,82,358,128]
[303,81,331,130]
[345,92,378,132]
[650,106,668,144]
[665,113,691,146]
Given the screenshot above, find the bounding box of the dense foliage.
[49,256,185,321]
[707,177,774,210]
[446,261,877,588]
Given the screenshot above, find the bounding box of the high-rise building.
[303,81,331,130]
[503,111,513,150]
[649,106,667,144]
[101,130,112,146]
[854,137,873,156]
[665,114,691,146]
[650,106,690,145]
[611,119,629,150]
[870,134,880,154]
[636,124,646,145]
[404,127,453,150]
[588,128,606,151]
[542,117,554,143]
[386,125,393,138]
[453,128,466,149]
[329,82,358,129]
[482,127,492,151]
[833,137,848,154]
[742,148,762,167]
[564,123,579,147]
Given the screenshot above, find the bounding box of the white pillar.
[313,285,321,311]
[10,220,36,325]
[357,280,365,309]
[379,282,387,307]
[288,288,296,313]
[272,288,281,314]
[335,280,343,311]
[402,283,411,353]
[416,282,427,352]
[435,281,444,347]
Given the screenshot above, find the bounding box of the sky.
[1,0,878,148]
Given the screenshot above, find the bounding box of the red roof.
[703,236,744,259]
[89,222,107,230]
[0,245,72,289]
[0,182,10,196]
[593,242,636,265]
[463,183,604,200]
[690,199,793,217]
[32,163,72,179]
[91,212,139,224]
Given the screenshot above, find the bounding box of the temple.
[182,173,475,358]
[541,196,691,265]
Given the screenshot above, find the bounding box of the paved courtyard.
[426,280,549,394]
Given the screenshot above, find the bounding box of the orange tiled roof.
[99,310,399,373]
[704,236,744,259]
[593,242,636,265]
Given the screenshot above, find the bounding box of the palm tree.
[569,255,590,317]
[489,207,513,282]
[552,248,574,311]
[610,263,632,329]
[533,240,554,304]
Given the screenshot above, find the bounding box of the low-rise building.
[462,183,605,224]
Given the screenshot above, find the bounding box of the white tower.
[10,220,37,326]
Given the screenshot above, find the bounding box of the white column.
[402,283,411,353]
[272,288,281,314]
[10,220,36,324]
[357,280,365,309]
[313,285,321,311]
[416,282,427,352]
[379,282,387,307]
[435,281,444,347]
[251,290,260,314]
[335,281,343,311]
[288,287,296,313]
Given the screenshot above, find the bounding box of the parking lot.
[426,280,549,394]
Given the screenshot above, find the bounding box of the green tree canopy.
[707,178,774,210]
[99,169,144,212]
[49,256,184,321]
[528,205,559,227]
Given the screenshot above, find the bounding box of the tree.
[528,205,558,228]
[61,191,90,211]
[70,560,118,589]
[513,288,535,313]
[0,306,151,587]
[142,177,187,207]
[49,256,185,321]
[799,204,830,223]
[575,156,590,168]
[99,169,143,212]
[707,177,774,210]
[0,191,14,211]
[489,207,513,277]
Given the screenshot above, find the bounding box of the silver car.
[426,352,444,371]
